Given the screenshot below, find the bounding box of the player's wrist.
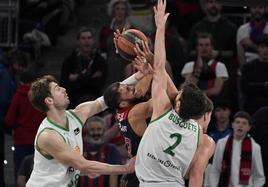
[96,96,108,111]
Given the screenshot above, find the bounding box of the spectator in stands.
[127,0,154,34]
[208,99,232,143]
[189,0,238,110]
[19,0,74,45]
[251,107,268,187]
[17,154,34,187]
[240,33,268,115]
[79,116,122,187]
[209,111,265,187]
[5,70,45,179]
[181,32,228,102]
[0,49,29,186]
[60,27,107,108]
[203,99,233,187]
[167,0,205,40]
[99,0,134,88]
[137,33,182,87]
[188,0,237,69]
[237,4,268,67]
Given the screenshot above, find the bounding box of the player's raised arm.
[73,68,152,123]
[151,0,171,120]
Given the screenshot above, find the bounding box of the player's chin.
[65,99,70,107]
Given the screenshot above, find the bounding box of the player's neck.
[47,109,68,129]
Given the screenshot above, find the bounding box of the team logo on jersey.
[116,113,125,122]
[118,123,127,132]
[74,128,80,135]
[68,166,75,173]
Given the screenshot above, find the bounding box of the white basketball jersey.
[135,109,200,185]
[26,110,83,187]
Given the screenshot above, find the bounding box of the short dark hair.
[256,34,268,46]
[103,82,121,111]
[76,27,95,39]
[233,111,252,125]
[20,70,36,83]
[214,98,232,110]
[196,32,214,47]
[7,49,29,67]
[28,75,57,113]
[179,83,213,120]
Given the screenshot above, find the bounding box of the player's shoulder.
[202,134,216,153]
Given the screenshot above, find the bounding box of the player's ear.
[44,97,53,106]
[175,99,181,112]
[174,92,182,112]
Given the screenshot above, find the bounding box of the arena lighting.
[3,160,7,165]
[217,0,268,7]
[11,146,15,151]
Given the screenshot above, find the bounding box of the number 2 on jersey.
[163,133,182,156]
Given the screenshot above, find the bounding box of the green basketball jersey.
[27,111,83,187]
[135,109,200,185]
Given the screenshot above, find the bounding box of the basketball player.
[26,69,149,187]
[135,1,215,187]
[103,23,179,187]
[103,66,153,186]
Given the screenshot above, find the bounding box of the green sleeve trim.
[68,110,84,127]
[36,127,66,160]
[149,108,172,124]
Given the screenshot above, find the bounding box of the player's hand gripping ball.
[115,29,148,62]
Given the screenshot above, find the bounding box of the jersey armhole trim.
[197,125,200,149]
[149,108,172,124]
[68,110,84,127]
[36,127,66,160]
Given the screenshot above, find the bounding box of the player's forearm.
[121,72,140,85]
[84,161,131,175]
[74,99,105,123]
[188,174,204,187]
[135,74,153,97]
[154,27,166,70]
[166,72,179,100]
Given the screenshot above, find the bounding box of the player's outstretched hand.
[154,0,169,29]
[133,56,153,75]
[113,28,126,54]
[125,156,136,174]
[134,40,154,65]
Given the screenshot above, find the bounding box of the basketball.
[116,29,148,62]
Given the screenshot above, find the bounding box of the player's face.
[78,31,94,54]
[197,38,213,60]
[257,44,268,62]
[232,117,251,140]
[118,84,135,99]
[114,3,127,21]
[86,121,105,145]
[202,112,212,133]
[49,82,70,110]
[206,0,222,17]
